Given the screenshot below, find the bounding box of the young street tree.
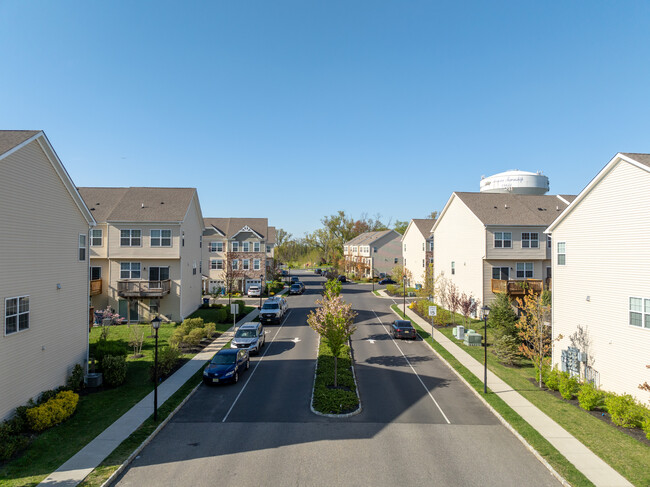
[307,283,356,387]
[515,289,554,388]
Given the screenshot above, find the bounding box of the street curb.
[389,306,570,487]
[310,336,362,418]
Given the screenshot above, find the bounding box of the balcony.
[90,279,102,296]
[491,278,544,296]
[117,280,171,298]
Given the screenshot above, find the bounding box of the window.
[394,258,398,264]
[199,236,202,248]
[422,259,425,267]
[547,234,552,248]
[209,241,224,252]
[232,242,239,252]
[522,232,539,248]
[150,298,160,313]
[243,242,250,252]
[193,261,197,275]
[629,298,650,328]
[150,229,172,247]
[78,234,86,261]
[254,242,260,252]
[199,261,202,273]
[254,259,260,270]
[373,247,378,253]
[428,240,434,252]
[451,262,455,275]
[90,266,102,280]
[353,246,358,253]
[344,246,348,252]
[422,243,425,251]
[5,296,29,335]
[149,267,170,281]
[210,259,218,270]
[266,245,271,253]
[90,229,103,247]
[492,267,509,280]
[557,242,566,265]
[494,232,512,248]
[516,262,534,278]
[232,259,239,270]
[120,262,141,279]
[120,229,141,247]
[243,259,250,270]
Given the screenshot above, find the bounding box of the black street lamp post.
[403,275,407,317]
[481,305,490,394]
[151,316,162,421]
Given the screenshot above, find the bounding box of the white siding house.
[401,219,435,287]
[0,131,95,420]
[547,153,650,404]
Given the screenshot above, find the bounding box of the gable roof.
[203,218,270,239]
[78,187,197,222]
[1,130,95,225]
[451,192,575,227]
[547,152,650,233]
[412,218,435,238]
[267,226,277,244]
[345,229,398,246]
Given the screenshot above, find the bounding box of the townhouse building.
[78,187,204,323]
[547,153,650,403]
[401,219,435,287]
[203,218,276,294]
[343,230,402,278]
[432,192,574,307]
[1,131,95,420]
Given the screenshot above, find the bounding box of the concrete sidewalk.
[38,308,260,487]
[396,303,632,487]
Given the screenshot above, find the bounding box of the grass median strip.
[390,305,594,487]
[312,340,359,415]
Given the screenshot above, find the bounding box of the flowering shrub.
[26,390,79,432]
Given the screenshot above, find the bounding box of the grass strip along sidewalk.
[390,305,594,487]
[312,340,359,415]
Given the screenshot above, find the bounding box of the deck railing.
[491,278,544,296]
[117,279,171,297]
[90,279,102,296]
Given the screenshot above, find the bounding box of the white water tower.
[480,170,549,195]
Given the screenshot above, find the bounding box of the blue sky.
[2,1,649,237]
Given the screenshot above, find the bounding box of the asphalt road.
[114,271,559,487]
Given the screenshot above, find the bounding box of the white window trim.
[120,262,141,279]
[120,229,142,247]
[521,232,539,249]
[150,229,172,247]
[5,295,29,336]
[629,297,650,329]
[79,234,87,261]
[90,228,103,247]
[149,266,170,282]
[232,242,239,252]
[253,259,260,270]
[557,242,566,266]
[494,232,512,249]
[232,259,239,270]
[243,259,250,270]
[254,242,261,252]
[243,242,250,252]
[516,262,534,279]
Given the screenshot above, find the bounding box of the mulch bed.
[526,377,650,446]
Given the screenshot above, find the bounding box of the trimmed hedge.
[26,390,79,432]
[102,355,127,387]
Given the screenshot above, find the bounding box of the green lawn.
[392,305,650,487]
[188,306,254,332]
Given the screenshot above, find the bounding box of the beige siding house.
[79,187,204,323]
[203,218,276,294]
[0,131,95,420]
[432,192,574,308]
[547,153,650,404]
[401,219,435,287]
[343,230,402,278]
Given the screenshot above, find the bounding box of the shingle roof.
[78,187,196,222]
[203,218,270,239]
[267,226,277,244]
[411,219,435,238]
[345,229,396,246]
[621,152,650,169]
[454,192,576,226]
[0,130,40,157]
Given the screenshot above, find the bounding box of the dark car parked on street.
[289,283,304,295]
[203,349,249,385]
[337,275,347,283]
[379,278,396,285]
[391,320,417,340]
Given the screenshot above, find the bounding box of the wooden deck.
[117,279,171,297]
[491,278,544,296]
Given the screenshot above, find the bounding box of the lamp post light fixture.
[403,274,407,317]
[151,315,162,421]
[481,305,490,394]
[259,273,264,309]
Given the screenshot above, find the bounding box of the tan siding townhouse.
[203,218,276,294]
[401,219,435,287]
[547,153,650,404]
[79,187,204,323]
[432,192,574,308]
[0,131,95,420]
[343,230,402,278]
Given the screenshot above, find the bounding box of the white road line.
[221,310,293,423]
[372,310,451,424]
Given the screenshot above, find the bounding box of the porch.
[117,279,171,297]
[491,278,544,296]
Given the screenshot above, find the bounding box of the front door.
[129,299,139,323]
[118,299,128,321]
